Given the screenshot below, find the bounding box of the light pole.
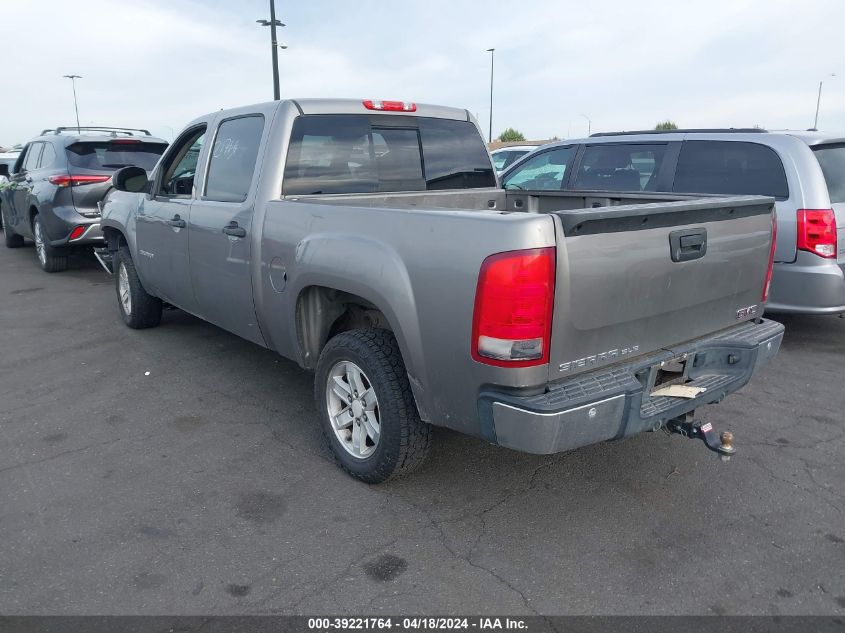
[814,73,836,130]
[580,113,592,136]
[486,48,495,143]
[257,0,285,101]
[63,75,82,131]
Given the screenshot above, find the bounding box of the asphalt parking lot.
[0,243,843,616]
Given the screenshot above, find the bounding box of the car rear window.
[66,141,167,172]
[283,115,495,195]
[672,140,789,199]
[574,144,667,191]
[811,143,845,204]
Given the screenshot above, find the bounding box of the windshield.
[283,115,495,195]
[812,143,845,204]
[66,141,167,172]
[492,150,529,171]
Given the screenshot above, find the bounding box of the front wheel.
[315,329,431,484]
[33,214,67,272]
[115,247,162,329]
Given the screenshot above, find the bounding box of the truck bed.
[288,189,775,383]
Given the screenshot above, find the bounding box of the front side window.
[158,127,206,197]
[811,143,845,204]
[574,144,667,192]
[204,115,265,203]
[283,115,494,195]
[672,140,789,199]
[502,147,573,190]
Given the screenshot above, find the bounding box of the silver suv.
[500,129,845,315]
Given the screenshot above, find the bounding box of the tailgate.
[549,195,775,379]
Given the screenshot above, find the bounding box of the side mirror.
[113,165,149,193]
[0,164,9,178]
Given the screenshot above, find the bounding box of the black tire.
[2,204,23,248]
[315,329,431,484]
[115,246,162,329]
[32,214,67,272]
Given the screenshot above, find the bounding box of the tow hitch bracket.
[666,414,736,462]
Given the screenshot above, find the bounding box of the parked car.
[0,127,167,272]
[490,145,537,172]
[500,129,845,315]
[100,99,783,483]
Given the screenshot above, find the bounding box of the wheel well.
[296,286,392,369]
[102,226,127,252]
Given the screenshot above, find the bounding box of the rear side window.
[502,147,573,190]
[673,141,788,199]
[66,141,167,172]
[283,115,495,195]
[204,115,265,203]
[811,143,845,203]
[39,144,56,169]
[574,144,667,191]
[23,144,42,171]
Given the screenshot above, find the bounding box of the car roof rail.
[589,128,768,137]
[39,126,153,137]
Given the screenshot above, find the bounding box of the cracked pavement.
[0,246,843,615]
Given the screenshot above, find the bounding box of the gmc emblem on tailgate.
[736,305,758,319]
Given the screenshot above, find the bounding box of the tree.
[655,120,679,130]
[498,128,526,142]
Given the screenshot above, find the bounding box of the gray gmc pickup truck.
[100,98,784,483]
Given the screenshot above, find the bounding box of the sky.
[1,0,844,146]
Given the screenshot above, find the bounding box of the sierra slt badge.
[736,305,758,319]
[559,346,639,372]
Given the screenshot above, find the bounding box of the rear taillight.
[49,174,112,188]
[762,211,777,303]
[68,226,86,241]
[363,99,417,112]
[471,247,556,367]
[797,209,837,258]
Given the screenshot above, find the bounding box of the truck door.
[187,114,266,345]
[135,126,205,313]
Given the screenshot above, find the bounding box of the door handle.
[222,221,246,238]
[167,214,186,228]
[669,228,707,262]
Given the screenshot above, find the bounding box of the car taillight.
[49,174,112,188]
[363,99,417,112]
[68,226,86,241]
[471,247,556,367]
[761,211,777,302]
[797,209,837,258]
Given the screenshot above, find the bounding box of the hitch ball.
[719,431,735,462]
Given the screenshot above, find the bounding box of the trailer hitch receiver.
[666,414,736,462]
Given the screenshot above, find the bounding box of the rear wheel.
[115,247,162,329]
[315,329,431,483]
[33,214,67,272]
[2,205,23,248]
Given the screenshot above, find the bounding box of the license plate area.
[644,354,692,395]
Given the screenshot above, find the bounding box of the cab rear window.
[66,141,167,172]
[283,115,495,195]
[811,143,845,204]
